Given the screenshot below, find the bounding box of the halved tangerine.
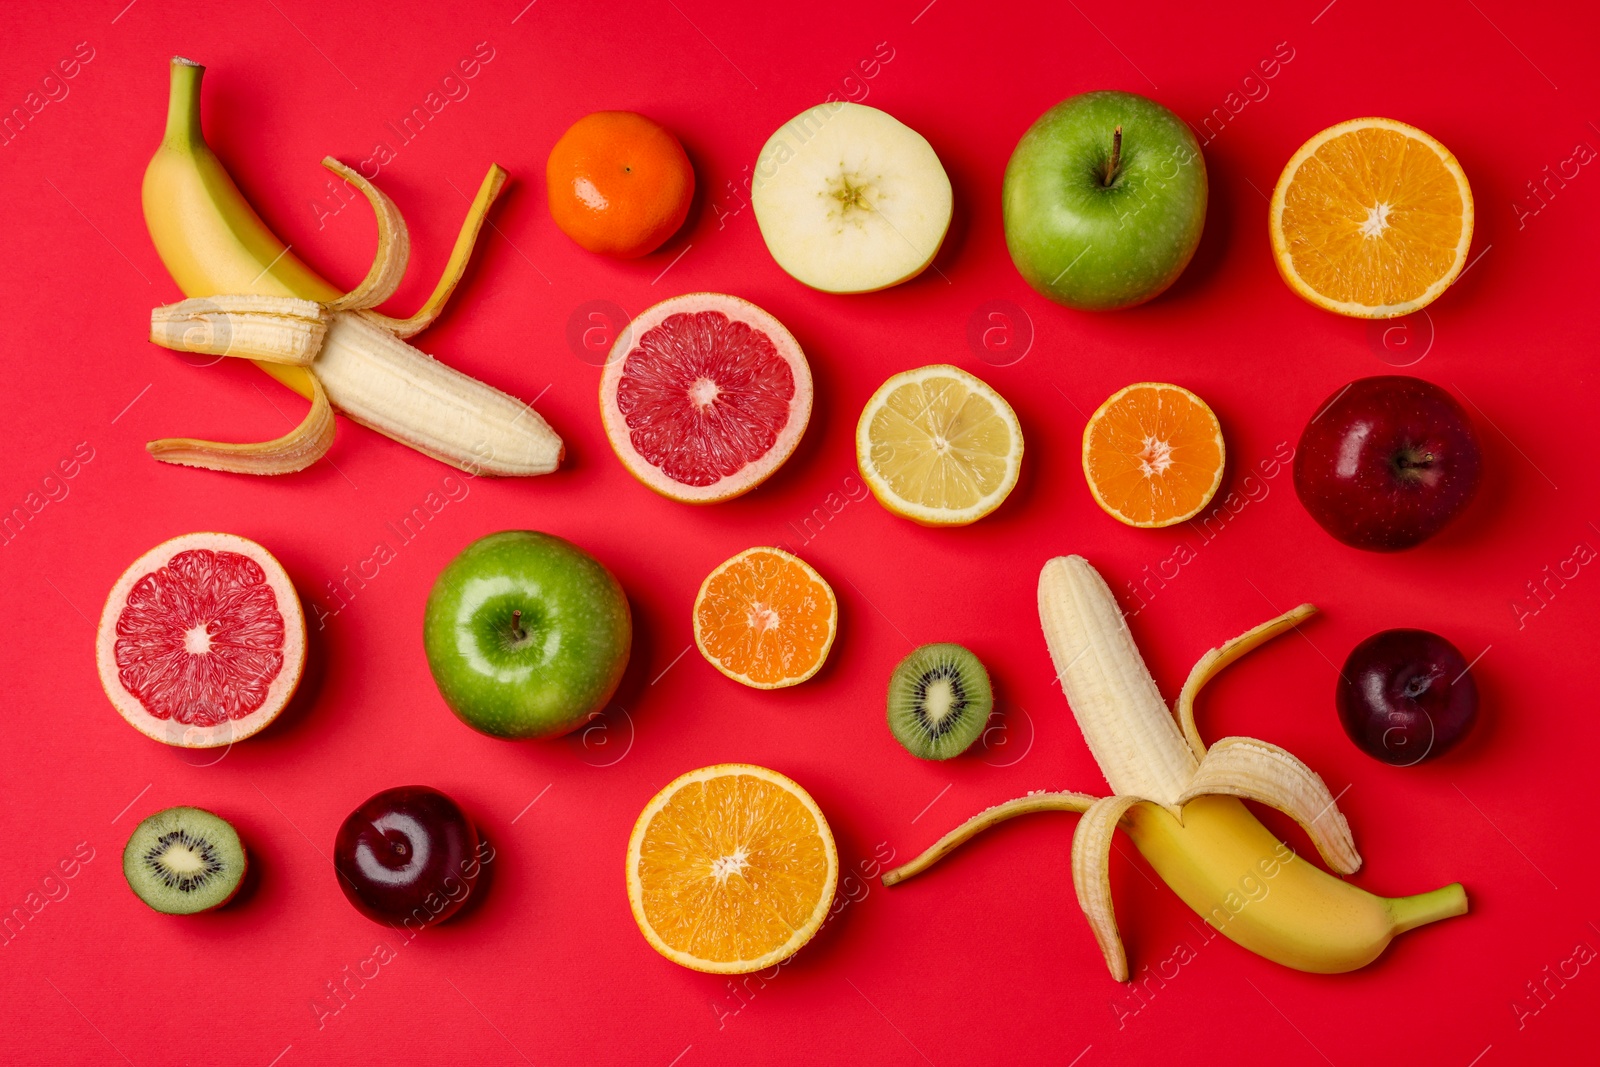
[599,293,812,503]
[1270,117,1474,318]
[693,547,836,689]
[1082,383,1225,528]
[96,532,305,747]
[626,763,838,974]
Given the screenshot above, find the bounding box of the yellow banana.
[884,555,1466,979]
[141,57,562,476]
[1125,795,1464,973]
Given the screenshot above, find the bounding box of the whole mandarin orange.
[546,111,695,258]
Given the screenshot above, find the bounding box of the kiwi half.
[123,806,246,914]
[887,643,993,760]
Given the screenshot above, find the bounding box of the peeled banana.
[141,57,562,476]
[883,555,1467,980]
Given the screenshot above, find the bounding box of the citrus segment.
[96,532,305,747]
[693,548,837,689]
[1270,118,1473,318]
[1083,382,1224,528]
[855,364,1023,526]
[626,764,839,973]
[600,294,812,503]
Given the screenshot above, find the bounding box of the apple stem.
[510,609,525,641]
[1104,126,1123,186]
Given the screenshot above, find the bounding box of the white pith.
[1360,202,1392,238]
[747,604,781,633]
[1138,435,1173,477]
[182,626,212,655]
[689,377,721,407]
[710,848,750,883]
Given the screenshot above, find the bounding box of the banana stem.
[881,791,1096,887]
[1388,882,1468,935]
[164,58,204,149]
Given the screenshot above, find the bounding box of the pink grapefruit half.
[96,532,306,748]
[599,293,812,503]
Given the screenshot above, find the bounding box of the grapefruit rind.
[95,531,305,748]
[854,364,1024,527]
[625,763,839,974]
[692,547,838,690]
[1269,117,1474,320]
[599,293,813,504]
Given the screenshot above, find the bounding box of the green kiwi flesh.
[886,643,993,760]
[123,806,246,914]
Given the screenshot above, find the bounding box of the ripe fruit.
[751,102,952,293]
[143,57,561,475]
[1271,117,1474,318]
[856,364,1023,526]
[1003,91,1207,310]
[546,111,694,258]
[1082,382,1225,528]
[693,547,837,689]
[96,532,305,748]
[884,556,1467,980]
[1294,376,1483,551]
[626,764,838,973]
[886,644,993,760]
[1338,629,1479,765]
[334,786,483,926]
[123,806,247,914]
[599,293,812,503]
[424,532,631,739]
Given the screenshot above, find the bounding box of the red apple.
[1293,376,1482,551]
[1337,628,1478,765]
[333,786,485,928]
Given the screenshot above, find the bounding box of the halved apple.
[751,102,952,294]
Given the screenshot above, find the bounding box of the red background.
[3,0,1597,1064]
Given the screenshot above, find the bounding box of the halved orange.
[693,547,837,689]
[1082,382,1225,528]
[1270,117,1473,318]
[626,764,839,974]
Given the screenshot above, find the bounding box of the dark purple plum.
[1294,376,1482,551]
[1337,629,1478,765]
[334,786,484,927]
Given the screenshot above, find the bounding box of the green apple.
[424,531,631,740]
[1003,91,1207,310]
